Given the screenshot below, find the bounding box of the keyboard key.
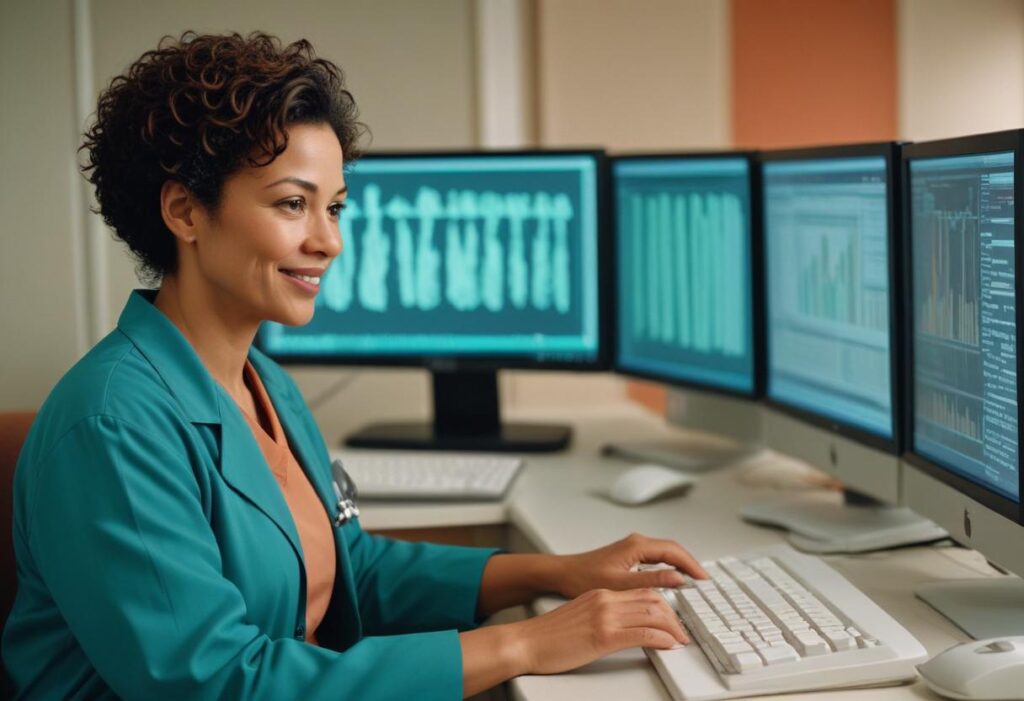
[759,643,800,665]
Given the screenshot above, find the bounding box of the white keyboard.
[649,544,927,700]
[333,452,524,501]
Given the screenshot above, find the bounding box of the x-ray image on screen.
[260,154,600,361]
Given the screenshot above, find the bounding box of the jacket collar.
[116,289,222,425]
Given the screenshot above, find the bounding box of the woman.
[2,32,706,699]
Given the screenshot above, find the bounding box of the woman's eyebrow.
[265,176,317,192]
[264,177,348,196]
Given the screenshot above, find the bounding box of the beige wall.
[899,0,1024,141]
[0,3,85,410]
[536,0,731,151]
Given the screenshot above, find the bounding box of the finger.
[636,537,709,579]
[631,568,686,589]
[613,626,681,651]
[615,602,689,643]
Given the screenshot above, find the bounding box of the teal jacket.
[2,290,498,699]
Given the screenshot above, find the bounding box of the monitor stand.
[602,435,756,473]
[344,369,571,453]
[916,577,1024,639]
[741,489,950,554]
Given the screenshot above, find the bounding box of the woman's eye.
[280,198,305,213]
[328,202,346,218]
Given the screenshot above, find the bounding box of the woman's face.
[192,122,346,327]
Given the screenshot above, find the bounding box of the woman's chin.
[269,305,317,328]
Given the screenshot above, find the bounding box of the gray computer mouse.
[917,637,1024,700]
[608,464,696,506]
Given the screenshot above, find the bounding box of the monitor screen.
[909,150,1019,503]
[764,155,895,439]
[258,153,602,364]
[613,157,755,394]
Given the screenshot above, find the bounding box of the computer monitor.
[256,150,611,452]
[604,153,764,471]
[748,142,946,552]
[902,130,1024,638]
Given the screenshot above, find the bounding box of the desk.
[355,403,996,701]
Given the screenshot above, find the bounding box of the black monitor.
[605,153,764,471]
[745,142,946,553]
[902,130,1024,638]
[612,153,762,398]
[256,150,611,452]
[761,143,903,491]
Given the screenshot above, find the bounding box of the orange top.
[238,361,336,645]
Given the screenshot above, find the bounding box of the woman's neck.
[153,274,259,400]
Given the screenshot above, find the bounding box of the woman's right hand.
[511,587,689,675]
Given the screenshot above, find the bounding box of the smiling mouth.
[281,270,322,285]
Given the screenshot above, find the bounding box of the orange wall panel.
[732,0,898,148]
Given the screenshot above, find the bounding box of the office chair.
[1,411,35,696]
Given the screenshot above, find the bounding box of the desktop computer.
[256,150,611,452]
[902,129,1024,639]
[745,142,947,552]
[605,153,764,471]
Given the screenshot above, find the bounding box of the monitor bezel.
[608,150,765,400]
[255,148,614,373]
[759,141,904,455]
[900,129,1023,524]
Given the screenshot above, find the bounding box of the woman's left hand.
[553,533,709,599]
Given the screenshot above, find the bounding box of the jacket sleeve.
[22,415,466,700]
[343,519,500,636]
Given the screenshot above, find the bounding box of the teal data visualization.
[260,154,601,360]
[614,158,754,393]
[765,157,894,438]
[910,151,1019,502]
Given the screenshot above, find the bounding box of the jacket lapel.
[217,397,305,562]
[116,290,306,563]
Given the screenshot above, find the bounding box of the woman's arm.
[462,586,689,697]
[476,534,709,617]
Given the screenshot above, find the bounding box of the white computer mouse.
[608,464,696,506]
[917,637,1024,700]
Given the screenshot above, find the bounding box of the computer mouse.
[917,637,1024,700]
[608,464,696,506]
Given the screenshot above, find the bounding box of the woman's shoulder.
[25,328,191,465]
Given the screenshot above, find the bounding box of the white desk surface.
[355,403,998,701]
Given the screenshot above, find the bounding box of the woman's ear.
[160,180,199,244]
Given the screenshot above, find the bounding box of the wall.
[536,0,731,150]
[899,0,1024,141]
[0,3,85,410]
[732,0,898,148]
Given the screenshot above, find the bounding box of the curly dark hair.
[82,31,365,283]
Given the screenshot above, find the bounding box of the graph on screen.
[765,156,894,438]
[614,158,754,393]
[911,151,1019,501]
[261,155,600,359]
